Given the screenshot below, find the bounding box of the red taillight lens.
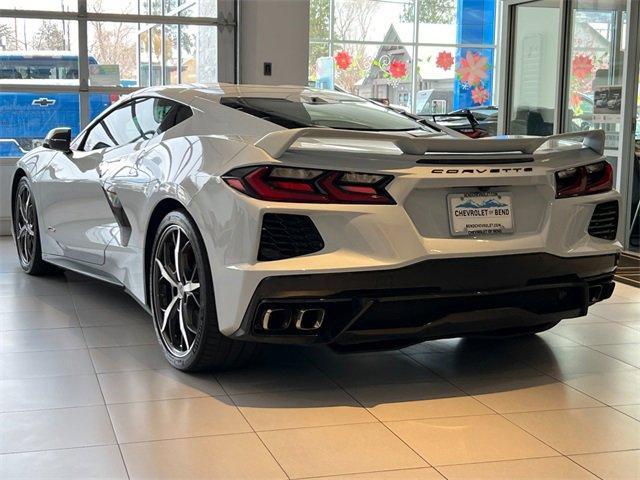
[222,166,395,204]
[555,161,613,198]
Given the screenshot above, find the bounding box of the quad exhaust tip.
[262,308,292,331]
[261,307,325,332]
[295,308,325,331]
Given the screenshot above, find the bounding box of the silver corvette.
[12,84,621,370]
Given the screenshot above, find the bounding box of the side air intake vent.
[258,214,324,261]
[588,201,618,240]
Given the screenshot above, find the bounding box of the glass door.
[628,66,639,254]
[506,0,562,135]
[564,0,629,186]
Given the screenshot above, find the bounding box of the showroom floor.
[0,237,639,480]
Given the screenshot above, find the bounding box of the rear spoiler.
[254,128,605,159]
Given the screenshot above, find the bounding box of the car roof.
[133,83,365,109]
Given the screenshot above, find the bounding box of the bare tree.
[89,0,137,79]
[332,0,379,93]
[32,21,66,50]
[0,23,20,51]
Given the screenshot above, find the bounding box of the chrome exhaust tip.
[262,308,292,331]
[295,308,325,331]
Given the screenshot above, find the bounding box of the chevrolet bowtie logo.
[32,97,56,107]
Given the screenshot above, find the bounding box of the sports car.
[11,84,621,371]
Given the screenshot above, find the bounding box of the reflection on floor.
[615,252,640,288]
[1,237,639,479]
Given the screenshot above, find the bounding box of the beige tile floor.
[0,237,639,479]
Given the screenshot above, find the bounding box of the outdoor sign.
[89,64,120,87]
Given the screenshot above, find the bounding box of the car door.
[37,97,171,265]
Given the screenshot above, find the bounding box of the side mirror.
[43,128,71,153]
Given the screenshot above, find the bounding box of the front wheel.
[149,210,259,371]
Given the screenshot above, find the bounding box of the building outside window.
[309,0,497,115]
[0,0,224,158]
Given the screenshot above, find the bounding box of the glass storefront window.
[0,91,80,157]
[180,25,217,83]
[150,25,163,86]
[0,1,224,158]
[310,0,497,117]
[417,0,458,44]
[508,0,560,136]
[87,21,139,87]
[333,0,413,43]
[331,42,414,111]
[164,25,179,84]
[2,1,77,12]
[139,29,151,87]
[0,18,79,84]
[88,0,138,15]
[416,46,494,115]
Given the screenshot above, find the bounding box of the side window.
[83,97,176,151]
[158,103,193,134]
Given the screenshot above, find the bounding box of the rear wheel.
[150,210,259,371]
[13,177,55,275]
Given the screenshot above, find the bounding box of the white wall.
[239,0,310,85]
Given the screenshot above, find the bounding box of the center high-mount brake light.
[222,166,395,204]
[555,161,613,198]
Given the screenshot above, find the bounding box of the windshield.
[220,96,434,132]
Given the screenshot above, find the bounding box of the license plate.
[448,191,514,236]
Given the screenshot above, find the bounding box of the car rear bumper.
[230,253,618,349]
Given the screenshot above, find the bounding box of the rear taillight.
[222,166,395,204]
[555,161,613,198]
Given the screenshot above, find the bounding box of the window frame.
[0,0,234,131]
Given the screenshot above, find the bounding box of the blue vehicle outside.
[0,52,113,157]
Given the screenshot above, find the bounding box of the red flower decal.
[334,50,352,70]
[456,51,488,86]
[436,51,454,71]
[572,54,594,80]
[471,86,490,105]
[570,92,583,109]
[388,59,407,79]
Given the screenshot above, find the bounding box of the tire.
[12,177,56,276]
[149,210,260,371]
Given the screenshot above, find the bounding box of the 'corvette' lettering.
[429,167,533,175]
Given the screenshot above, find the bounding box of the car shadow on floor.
[3,260,565,411]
